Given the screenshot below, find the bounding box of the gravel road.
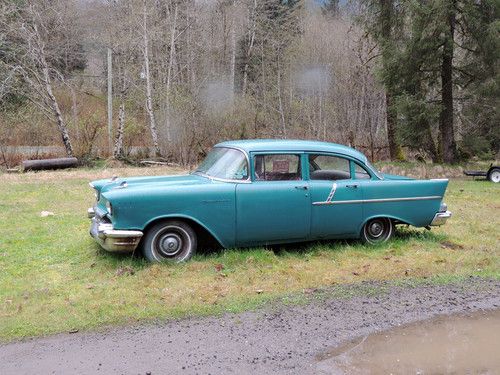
[1,278,498,375]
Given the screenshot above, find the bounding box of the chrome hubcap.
[159,234,182,256]
[369,221,384,238]
[364,218,392,244]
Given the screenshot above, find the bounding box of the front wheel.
[361,217,394,244]
[141,220,197,263]
[488,168,500,183]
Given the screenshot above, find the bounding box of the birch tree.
[1,0,79,156]
[141,0,161,157]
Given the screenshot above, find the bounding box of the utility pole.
[107,47,113,154]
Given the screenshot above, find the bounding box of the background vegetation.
[0,0,498,168]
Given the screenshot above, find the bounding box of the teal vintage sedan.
[88,140,451,262]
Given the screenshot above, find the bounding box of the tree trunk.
[424,120,439,162]
[164,2,178,144]
[113,67,125,159]
[186,7,196,92]
[114,102,125,159]
[42,64,73,158]
[380,0,400,160]
[276,56,286,137]
[142,1,161,157]
[385,92,399,160]
[107,47,113,155]
[439,0,457,163]
[229,2,236,95]
[34,23,74,157]
[242,0,257,95]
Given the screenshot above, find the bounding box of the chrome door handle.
[295,185,308,190]
[346,184,358,189]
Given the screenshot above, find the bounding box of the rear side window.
[354,163,371,179]
[309,154,351,180]
[254,154,301,181]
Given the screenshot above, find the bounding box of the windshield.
[195,147,249,181]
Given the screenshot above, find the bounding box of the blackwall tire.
[361,217,394,244]
[141,220,197,263]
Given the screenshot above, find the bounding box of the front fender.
[106,182,237,249]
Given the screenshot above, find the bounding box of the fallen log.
[22,157,78,171]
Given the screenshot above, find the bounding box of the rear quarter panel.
[360,179,449,228]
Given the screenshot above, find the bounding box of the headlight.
[106,201,113,215]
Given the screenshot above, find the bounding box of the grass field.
[0,167,499,341]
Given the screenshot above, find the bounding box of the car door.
[235,153,311,246]
[308,154,364,238]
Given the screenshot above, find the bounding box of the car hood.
[91,173,211,193]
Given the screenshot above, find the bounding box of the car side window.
[309,154,351,181]
[354,163,371,180]
[254,154,302,181]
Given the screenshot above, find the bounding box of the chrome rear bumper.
[89,208,143,253]
[430,210,452,226]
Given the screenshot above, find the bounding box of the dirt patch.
[440,240,465,250]
[0,278,498,375]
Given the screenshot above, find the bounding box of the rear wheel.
[361,217,394,244]
[141,220,197,263]
[488,168,500,183]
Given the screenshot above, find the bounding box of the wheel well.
[361,216,400,227]
[360,216,406,235]
[142,217,222,251]
[391,218,409,226]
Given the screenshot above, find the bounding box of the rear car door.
[235,153,311,246]
[308,154,364,238]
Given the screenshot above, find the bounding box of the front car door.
[308,154,367,238]
[235,153,311,246]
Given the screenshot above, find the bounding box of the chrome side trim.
[194,172,252,184]
[313,195,443,206]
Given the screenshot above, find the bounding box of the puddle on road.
[316,309,500,375]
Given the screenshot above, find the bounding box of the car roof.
[215,139,368,163]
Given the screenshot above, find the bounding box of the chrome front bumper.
[430,210,452,226]
[89,208,143,253]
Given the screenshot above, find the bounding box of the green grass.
[0,168,499,341]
